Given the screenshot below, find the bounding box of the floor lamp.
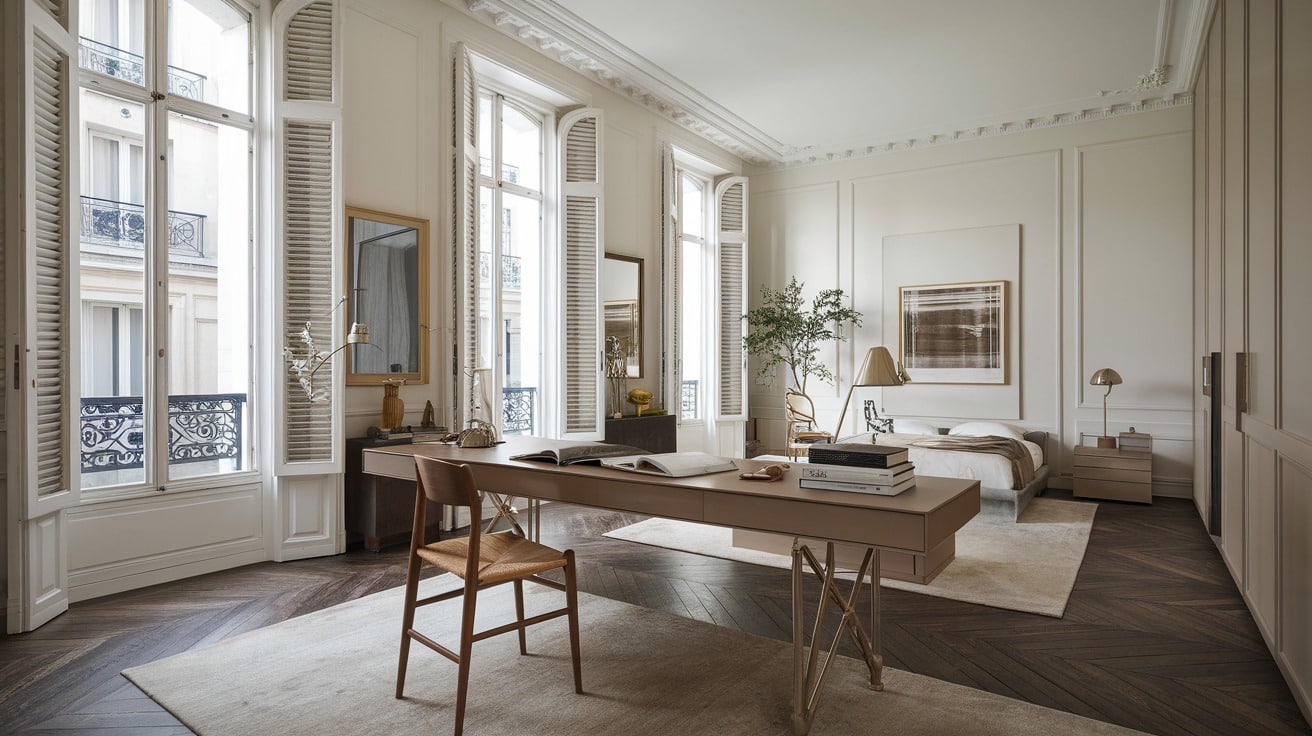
[835,346,905,439]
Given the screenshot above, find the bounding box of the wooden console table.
[344,436,441,551]
[604,413,676,453]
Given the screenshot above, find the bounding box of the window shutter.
[558,109,603,438]
[659,143,679,420]
[452,42,479,431]
[11,0,81,632]
[284,0,334,102]
[714,176,748,421]
[280,120,335,463]
[275,0,341,472]
[29,27,76,501]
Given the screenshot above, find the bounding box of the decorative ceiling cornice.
[460,0,1207,170]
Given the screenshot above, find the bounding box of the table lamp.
[835,346,905,438]
[1090,368,1123,448]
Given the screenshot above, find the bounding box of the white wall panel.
[852,152,1056,426]
[67,485,263,594]
[1078,134,1194,417]
[1282,0,1312,442]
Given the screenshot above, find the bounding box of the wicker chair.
[785,390,834,460]
[395,455,582,736]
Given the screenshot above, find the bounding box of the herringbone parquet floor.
[1,490,1308,735]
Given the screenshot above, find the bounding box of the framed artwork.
[899,280,1008,384]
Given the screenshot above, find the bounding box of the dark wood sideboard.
[604,414,676,453]
[345,436,441,551]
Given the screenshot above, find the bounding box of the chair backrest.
[412,455,483,580]
[784,391,816,424]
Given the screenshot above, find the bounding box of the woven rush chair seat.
[417,531,569,585]
[396,455,582,736]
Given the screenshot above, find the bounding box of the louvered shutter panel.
[281,121,335,462]
[714,176,748,421]
[276,0,341,471]
[559,109,603,438]
[452,42,479,431]
[284,1,334,102]
[30,29,74,500]
[659,143,679,420]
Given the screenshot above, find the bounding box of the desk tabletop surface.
[365,435,976,514]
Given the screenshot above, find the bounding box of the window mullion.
[147,0,169,488]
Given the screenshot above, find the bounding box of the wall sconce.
[284,296,371,402]
[1089,367,1122,448]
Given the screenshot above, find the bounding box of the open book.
[600,452,738,478]
[509,442,647,466]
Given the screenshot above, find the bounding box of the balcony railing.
[502,386,536,435]
[78,37,207,101]
[81,196,207,257]
[681,379,699,419]
[81,393,246,474]
[479,252,523,290]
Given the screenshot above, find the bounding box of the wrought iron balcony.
[81,196,207,258]
[78,37,207,101]
[681,379,699,419]
[502,386,536,435]
[81,393,246,474]
[478,252,523,290]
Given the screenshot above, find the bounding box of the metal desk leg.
[790,540,884,736]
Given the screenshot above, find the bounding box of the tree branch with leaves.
[743,277,863,396]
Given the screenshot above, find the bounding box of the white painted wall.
[338,0,744,439]
[747,107,1195,494]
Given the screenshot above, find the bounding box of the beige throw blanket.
[906,435,1037,490]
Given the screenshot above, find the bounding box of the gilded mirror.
[603,253,642,378]
[345,206,429,385]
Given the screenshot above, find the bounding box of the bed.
[856,420,1050,521]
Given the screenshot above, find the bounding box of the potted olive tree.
[743,277,863,395]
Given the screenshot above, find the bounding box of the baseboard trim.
[69,548,267,603]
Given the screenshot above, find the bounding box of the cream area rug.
[123,576,1141,736]
[603,497,1097,618]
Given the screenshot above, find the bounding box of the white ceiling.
[461,0,1208,166]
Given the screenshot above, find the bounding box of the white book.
[800,462,914,483]
[798,476,917,496]
[601,452,738,478]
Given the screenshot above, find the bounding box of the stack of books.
[801,443,915,495]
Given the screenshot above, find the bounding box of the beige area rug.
[603,497,1097,618]
[123,576,1141,736]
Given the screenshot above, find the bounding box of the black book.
[806,443,910,469]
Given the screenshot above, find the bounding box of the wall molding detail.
[460,0,1196,168]
[460,0,1198,168]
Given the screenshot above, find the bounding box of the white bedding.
[864,432,1045,491]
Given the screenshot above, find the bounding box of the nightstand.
[1073,445,1153,504]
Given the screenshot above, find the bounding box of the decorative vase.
[382,379,405,429]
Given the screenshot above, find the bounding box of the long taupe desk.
[363,436,980,735]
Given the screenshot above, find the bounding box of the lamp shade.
[1089,368,1122,387]
[346,322,369,344]
[854,346,905,387]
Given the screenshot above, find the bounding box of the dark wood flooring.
[1,490,1308,735]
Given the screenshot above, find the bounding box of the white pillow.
[948,421,1026,442]
[891,418,939,435]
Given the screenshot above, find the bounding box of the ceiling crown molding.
[464,0,784,165]
[460,0,1209,170]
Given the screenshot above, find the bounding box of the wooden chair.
[785,390,834,460]
[396,455,582,736]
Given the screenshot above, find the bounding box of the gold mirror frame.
[603,253,643,379]
[344,206,429,385]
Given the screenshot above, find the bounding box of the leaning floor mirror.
[344,206,429,385]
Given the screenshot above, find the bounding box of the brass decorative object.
[627,388,653,416]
